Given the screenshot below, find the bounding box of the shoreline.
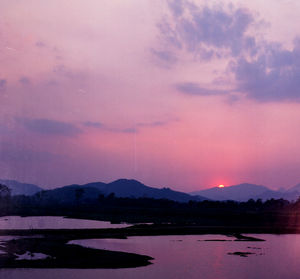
[0,224,295,269]
[1,223,300,237]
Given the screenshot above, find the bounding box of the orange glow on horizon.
[218,184,225,188]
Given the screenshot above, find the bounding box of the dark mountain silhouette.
[35,185,102,204]
[0,179,42,196]
[38,179,208,203]
[4,178,300,203]
[104,179,207,202]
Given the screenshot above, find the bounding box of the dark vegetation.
[0,237,153,268]
[1,183,300,231]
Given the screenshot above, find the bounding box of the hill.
[286,183,300,193]
[191,183,274,202]
[39,179,208,203]
[0,179,42,196]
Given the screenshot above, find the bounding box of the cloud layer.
[158,1,300,102]
[18,118,82,137]
[1,0,300,190]
[176,82,229,96]
[157,1,256,60]
[232,40,300,101]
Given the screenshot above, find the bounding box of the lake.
[0,216,129,229]
[1,234,300,279]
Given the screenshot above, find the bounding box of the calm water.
[2,234,300,279]
[0,216,129,229]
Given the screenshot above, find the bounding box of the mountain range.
[2,178,300,203]
[191,183,300,202]
[17,179,208,203]
[0,179,42,196]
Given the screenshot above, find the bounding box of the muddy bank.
[0,223,298,238]
[0,224,279,268]
[0,237,153,269]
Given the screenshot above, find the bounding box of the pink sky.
[1,0,300,191]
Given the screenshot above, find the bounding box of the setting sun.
[218,184,225,188]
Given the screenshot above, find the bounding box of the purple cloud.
[121,127,138,134]
[161,1,300,102]
[35,41,47,48]
[53,64,87,86]
[232,41,300,101]
[83,121,103,128]
[53,64,73,78]
[137,121,166,127]
[19,77,31,85]
[168,0,184,17]
[156,1,256,62]
[0,79,7,91]
[83,121,137,133]
[83,119,178,134]
[151,49,178,67]
[18,118,82,137]
[176,82,229,96]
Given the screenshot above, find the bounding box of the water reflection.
[1,234,300,279]
[0,216,129,229]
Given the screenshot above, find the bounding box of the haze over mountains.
[0,179,42,196]
[2,178,300,202]
[191,183,300,202]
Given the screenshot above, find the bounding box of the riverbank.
[1,223,300,238]
[0,223,286,268]
[0,236,153,268]
[0,224,300,268]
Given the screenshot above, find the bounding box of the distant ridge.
[0,179,42,196]
[191,183,277,202]
[4,177,300,202]
[286,183,300,193]
[191,182,300,202]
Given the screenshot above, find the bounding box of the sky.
[1,0,300,191]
